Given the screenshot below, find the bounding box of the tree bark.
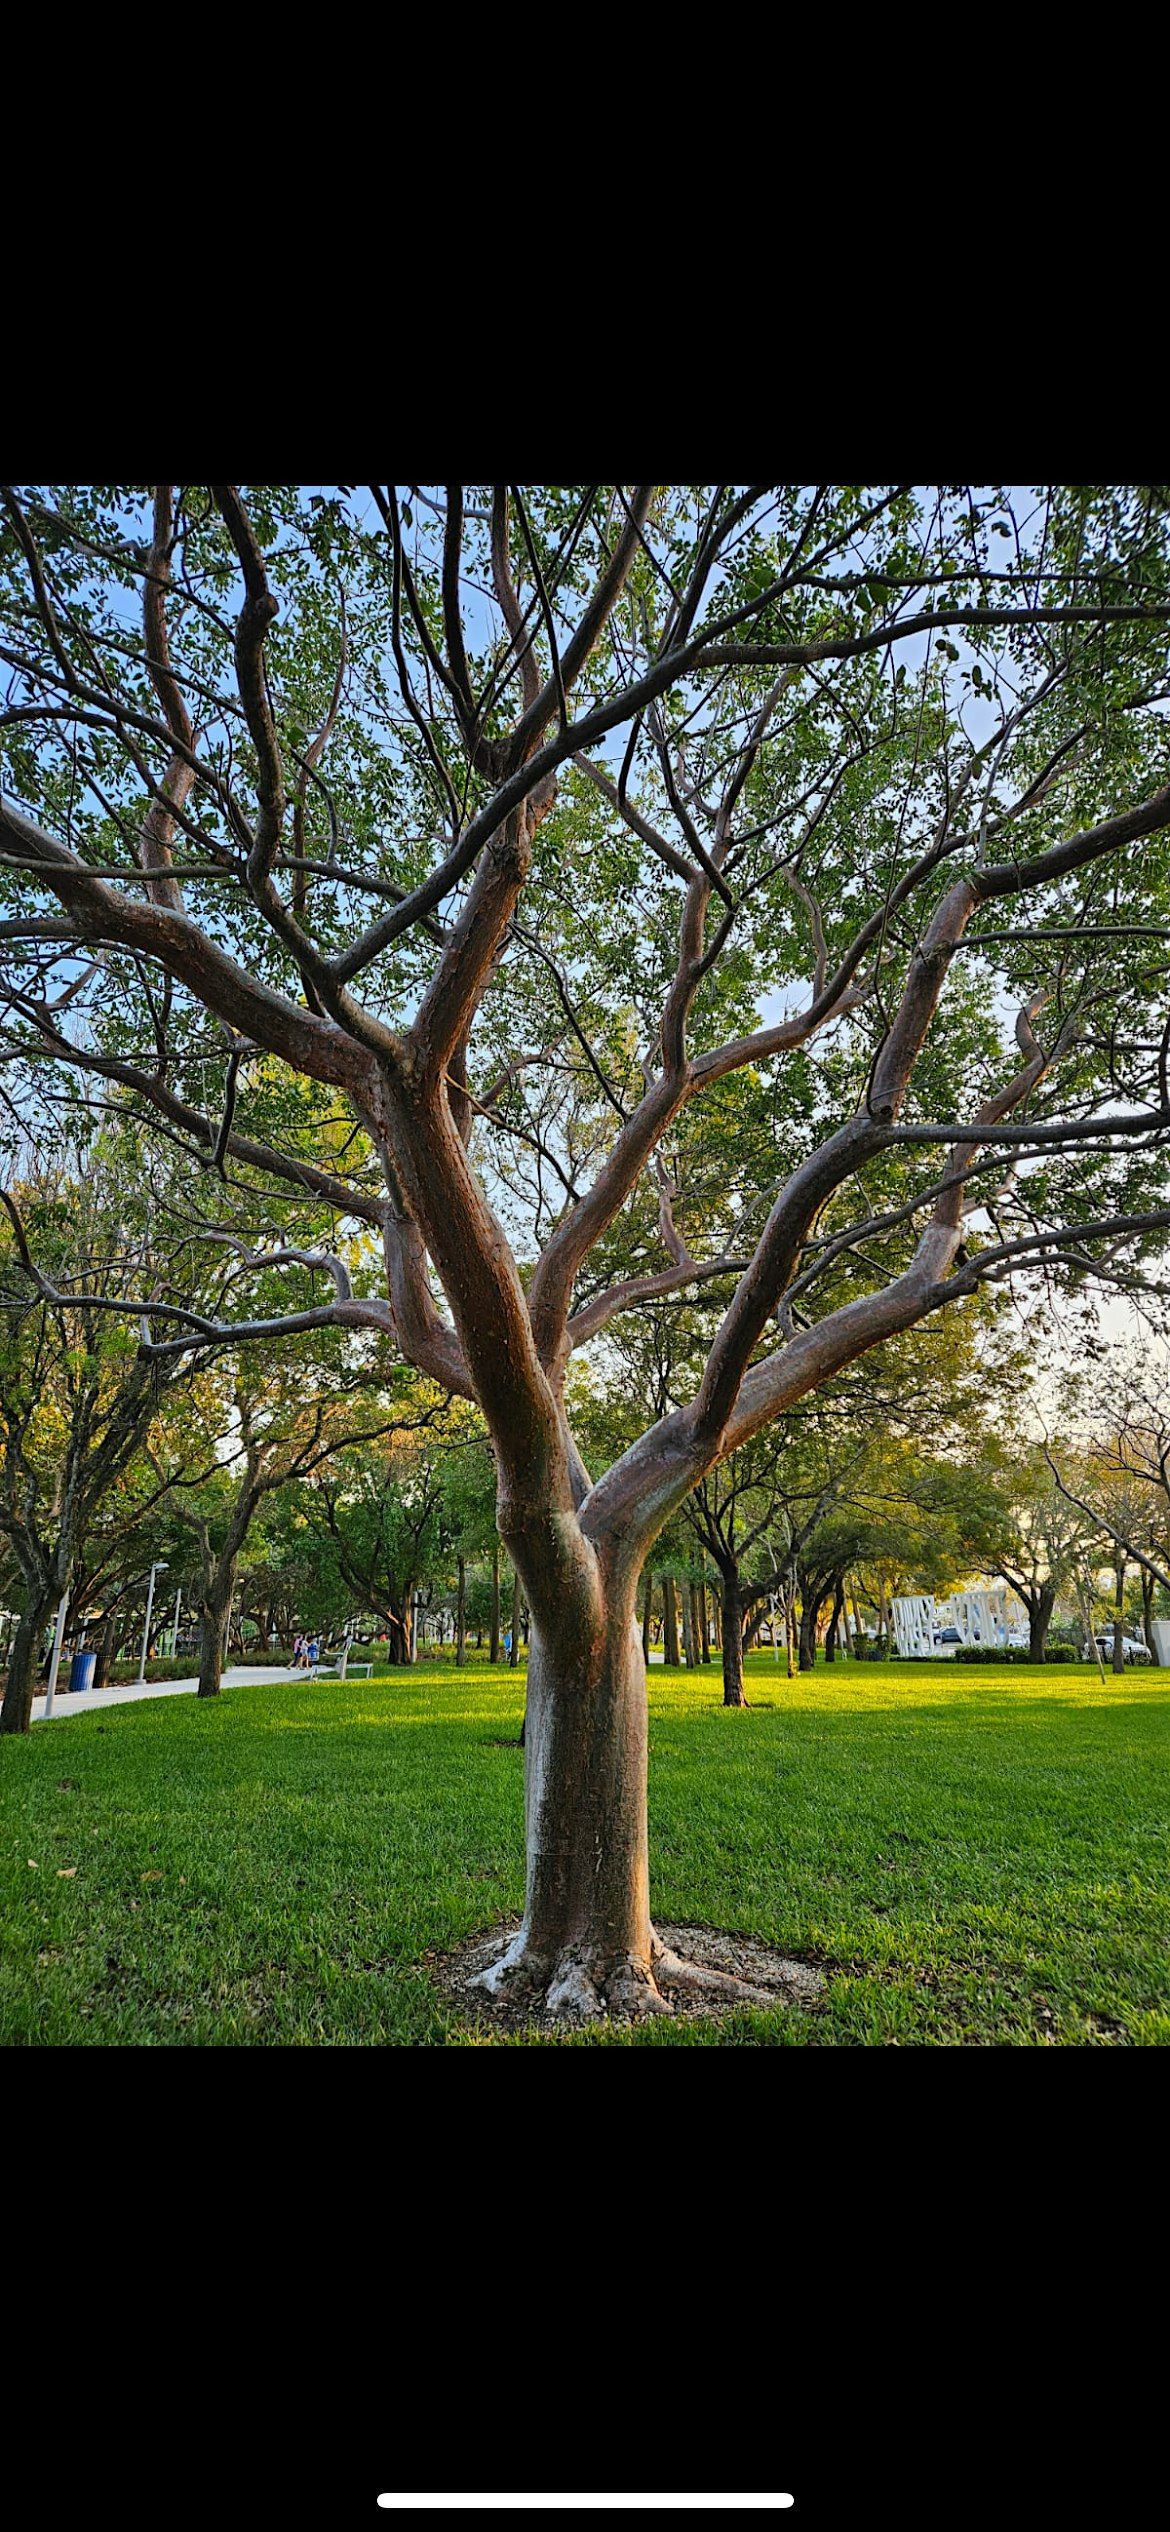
[798,1589,818,1672]
[824,1577,844,1663]
[681,1581,695,1667]
[474,1591,661,2015]
[197,1567,234,1699]
[1028,1578,1057,1663]
[720,1569,747,1707]
[1141,1565,1155,1657]
[641,1570,653,1659]
[509,1565,521,1668]
[662,1575,680,1667]
[94,1611,116,1694]
[0,1587,54,1735]
[698,1577,711,1661]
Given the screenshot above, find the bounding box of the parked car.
[934,1626,962,1644]
[1082,1633,1152,1664]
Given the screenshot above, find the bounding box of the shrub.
[953,1645,1077,1665]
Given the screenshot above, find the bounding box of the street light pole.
[169,1585,182,1659]
[136,1561,168,1688]
[42,1589,70,1718]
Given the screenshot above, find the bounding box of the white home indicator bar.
[376,2501,795,2513]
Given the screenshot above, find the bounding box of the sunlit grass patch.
[1,1652,1165,2044]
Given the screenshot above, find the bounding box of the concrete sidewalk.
[32,1663,297,1722]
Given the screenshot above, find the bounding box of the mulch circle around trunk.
[429,1920,826,2034]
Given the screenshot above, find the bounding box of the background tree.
[303,1400,457,1665]
[0,1161,206,1728]
[147,1332,406,1696]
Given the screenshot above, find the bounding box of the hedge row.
[953,1645,1077,1665]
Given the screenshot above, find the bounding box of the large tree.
[3,484,1170,2014]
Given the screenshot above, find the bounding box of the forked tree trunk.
[388,1598,414,1664]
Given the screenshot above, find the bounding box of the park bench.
[311,1656,375,1679]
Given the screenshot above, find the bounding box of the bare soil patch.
[430,1918,826,2033]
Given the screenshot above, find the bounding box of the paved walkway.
[32,1663,297,1722]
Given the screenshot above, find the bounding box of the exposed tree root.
[650,1935,792,2010]
[450,1918,824,2029]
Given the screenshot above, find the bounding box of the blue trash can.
[69,1649,97,1696]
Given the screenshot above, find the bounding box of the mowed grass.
[2,1653,1167,2045]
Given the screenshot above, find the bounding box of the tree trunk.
[490,1541,501,1663]
[824,1578,845,1663]
[662,1575,680,1667]
[743,1598,767,1651]
[94,1611,117,1694]
[1112,1555,1127,1674]
[720,1569,747,1707]
[1141,1566,1155,1657]
[0,1587,54,1735]
[681,1582,695,1667]
[474,1594,660,2016]
[456,1555,466,1667]
[470,1547,804,2021]
[641,1570,653,1659]
[509,1566,521,1668]
[798,1587,819,1672]
[197,1569,233,1699]
[1029,1578,1056,1663]
[698,1577,711,1662]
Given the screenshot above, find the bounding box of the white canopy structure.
[891,1583,1028,1659]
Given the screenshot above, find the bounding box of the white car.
[1082,1633,1153,1664]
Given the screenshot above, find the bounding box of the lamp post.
[136,1561,168,1688]
[42,1589,70,1718]
[169,1585,182,1660]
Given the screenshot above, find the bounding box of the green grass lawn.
[2,1651,1167,2044]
